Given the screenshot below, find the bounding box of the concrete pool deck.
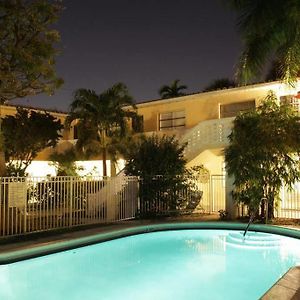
[0,214,300,300]
[261,267,300,300]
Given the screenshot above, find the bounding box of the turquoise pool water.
[1,229,300,300]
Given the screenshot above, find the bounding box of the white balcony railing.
[180,117,235,161]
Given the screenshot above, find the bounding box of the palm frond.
[230,0,300,83]
[158,79,187,99]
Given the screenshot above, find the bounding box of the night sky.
[13,0,242,112]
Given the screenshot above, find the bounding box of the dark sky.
[13,0,242,112]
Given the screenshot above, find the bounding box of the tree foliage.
[203,78,236,92]
[265,59,300,82]
[159,79,187,99]
[49,147,82,176]
[225,92,300,219]
[0,0,63,103]
[125,135,190,217]
[66,83,138,176]
[124,134,186,178]
[2,107,63,176]
[124,135,209,218]
[229,0,300,84]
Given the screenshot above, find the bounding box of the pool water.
[1,229,300,300]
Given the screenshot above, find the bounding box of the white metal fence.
[0,174,226,237]
[236,183,300,220]
[2,173,299,237]
[0,175,139,237]
[138,175,226,216]
[277,185,300,219]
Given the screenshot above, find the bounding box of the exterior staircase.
[180,117,234,162]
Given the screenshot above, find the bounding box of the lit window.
[280,93,300,114]
[159,111,185,130]
[220,100,255,118]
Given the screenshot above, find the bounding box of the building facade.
[136,80,300,175]
[135,80,300,217]
[1,80,300,218]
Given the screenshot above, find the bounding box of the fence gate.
[192,175,226,214]
[210,175,226,213]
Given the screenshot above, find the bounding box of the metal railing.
[4,173,300,237]
[138,175,226,217]
[277,185,300,219]
[237,185,300,220]
[0,175,139,237]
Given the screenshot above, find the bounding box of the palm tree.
[265,59,300,82]
[159,79,187,99]
[202,78,236,92]
[230,0,300,84]
[66,83,137,177]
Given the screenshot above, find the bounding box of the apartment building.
[134,80,300,217]
[135,80,300,175]
[3,80,300,179]
[1,80,300,217]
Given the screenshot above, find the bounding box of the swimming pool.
[0,223,300,300]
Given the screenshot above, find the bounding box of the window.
[220,100,255,118]
[280,93,300,114]
[159,110,185,130]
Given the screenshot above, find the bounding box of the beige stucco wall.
[136,81,300,133]
[187,149,224,175]
[135,80,300,175]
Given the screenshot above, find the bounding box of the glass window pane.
[160,112,172,120]
[220,100,255,118]
[159,111,185,130]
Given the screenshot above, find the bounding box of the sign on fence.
[8,181,27,208]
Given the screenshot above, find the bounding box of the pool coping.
[1,222,300,265]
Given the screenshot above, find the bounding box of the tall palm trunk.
[0,119,6,176]
[102,147,107,177]
[99,129,108,177]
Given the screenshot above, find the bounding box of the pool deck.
[1,214,300,299]
[261,267,300,300]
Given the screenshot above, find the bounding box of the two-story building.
[135,80,300,217]
[3,80,300,217]
[136,80,300,175]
